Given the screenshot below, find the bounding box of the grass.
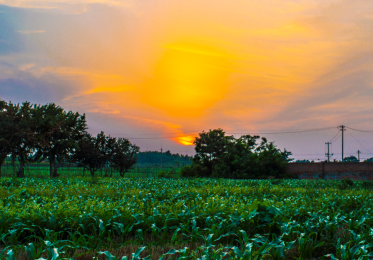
[0,162,180,178]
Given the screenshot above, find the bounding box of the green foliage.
[343,156,359,162]
[73,132,107,176]
[111,138,140,177]
[339,178,354,190]
[295,159,311,163]
[361,181,373,189]
[0,101,87,178]
[32,103,87,178]
[137,151,192,166]
[73,132,139,177]
[0,101,37,177]
[190,129,292,179]
[157,170,167,178]
[1,178,373,259]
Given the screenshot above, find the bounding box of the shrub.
[180,163,210,178]
[180,166,195,177]
[361,181,373,189]
[339,178,354,190]
[158,170,168,178]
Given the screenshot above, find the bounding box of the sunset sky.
[1,0,373,160]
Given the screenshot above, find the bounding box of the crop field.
[1,178,373,260]
[0,163,178,178]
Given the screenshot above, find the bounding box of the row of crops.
[1,177,373,259]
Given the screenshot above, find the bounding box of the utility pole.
[325,142,333,162]
[358,150,360,161]
[338,125,346,161]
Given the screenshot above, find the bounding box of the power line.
[347,131,373,155]
[346,126,373,133]
[328,131,340,143]
[109,126,339,139]
[229,127,337,135]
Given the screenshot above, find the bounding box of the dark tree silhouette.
[32,103,87,178]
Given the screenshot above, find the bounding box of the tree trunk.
[49,157,53,178]
[90,168,95,177]
[53,162,58,178]
[83,167,85,177]
[0,162,2,178]
[17,161,25,177]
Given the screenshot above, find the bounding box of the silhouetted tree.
[111,138,140,177]
[343,155,359,162]
[193,128,234,176]
[32,103,87,177]
[182,129,293,179]
[0,102,37,177]
[0,101,12,176]
[73,132,109,176]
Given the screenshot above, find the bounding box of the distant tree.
[111,138,140,177]
[343,155,359,162]
[32,103,87,178]
[136,151,192,165]
[73,132,111,176]
[364,157,373,162]
[98,132,116,177]
[295,159,311,163]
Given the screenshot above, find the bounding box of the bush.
[180,163,210,178]
[339,178,354,190]
[361,181,373,189]
[180,166,195,177]
[158,170,168,178]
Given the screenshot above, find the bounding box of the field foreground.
[1,177,373,259]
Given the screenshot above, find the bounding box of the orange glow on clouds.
[175,135,196,146]
[141,44,232,117]
[7,0,373,149]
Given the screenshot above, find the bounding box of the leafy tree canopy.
[182,129,293,179]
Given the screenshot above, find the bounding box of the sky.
[1,0,373,160]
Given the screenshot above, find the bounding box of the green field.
[0,163,179,179]
[1,177,373,259]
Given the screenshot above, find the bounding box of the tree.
[343,155,359,162]
[0,102,37,177]
[0,101,11,176]
[184,129,293,179]
[111,138,140,177]
[72,132,108,176]
[256,140,292,178]
[32,103,87,178]
[193,129,234,176]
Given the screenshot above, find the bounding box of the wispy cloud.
[0,0,133,10]
[18,63,36,71]
[16,30,46,34]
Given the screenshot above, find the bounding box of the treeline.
[181,129,294,179]
[0,101,139,177]
[137,151,192,166]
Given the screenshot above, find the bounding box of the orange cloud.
[175,135,196,146]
